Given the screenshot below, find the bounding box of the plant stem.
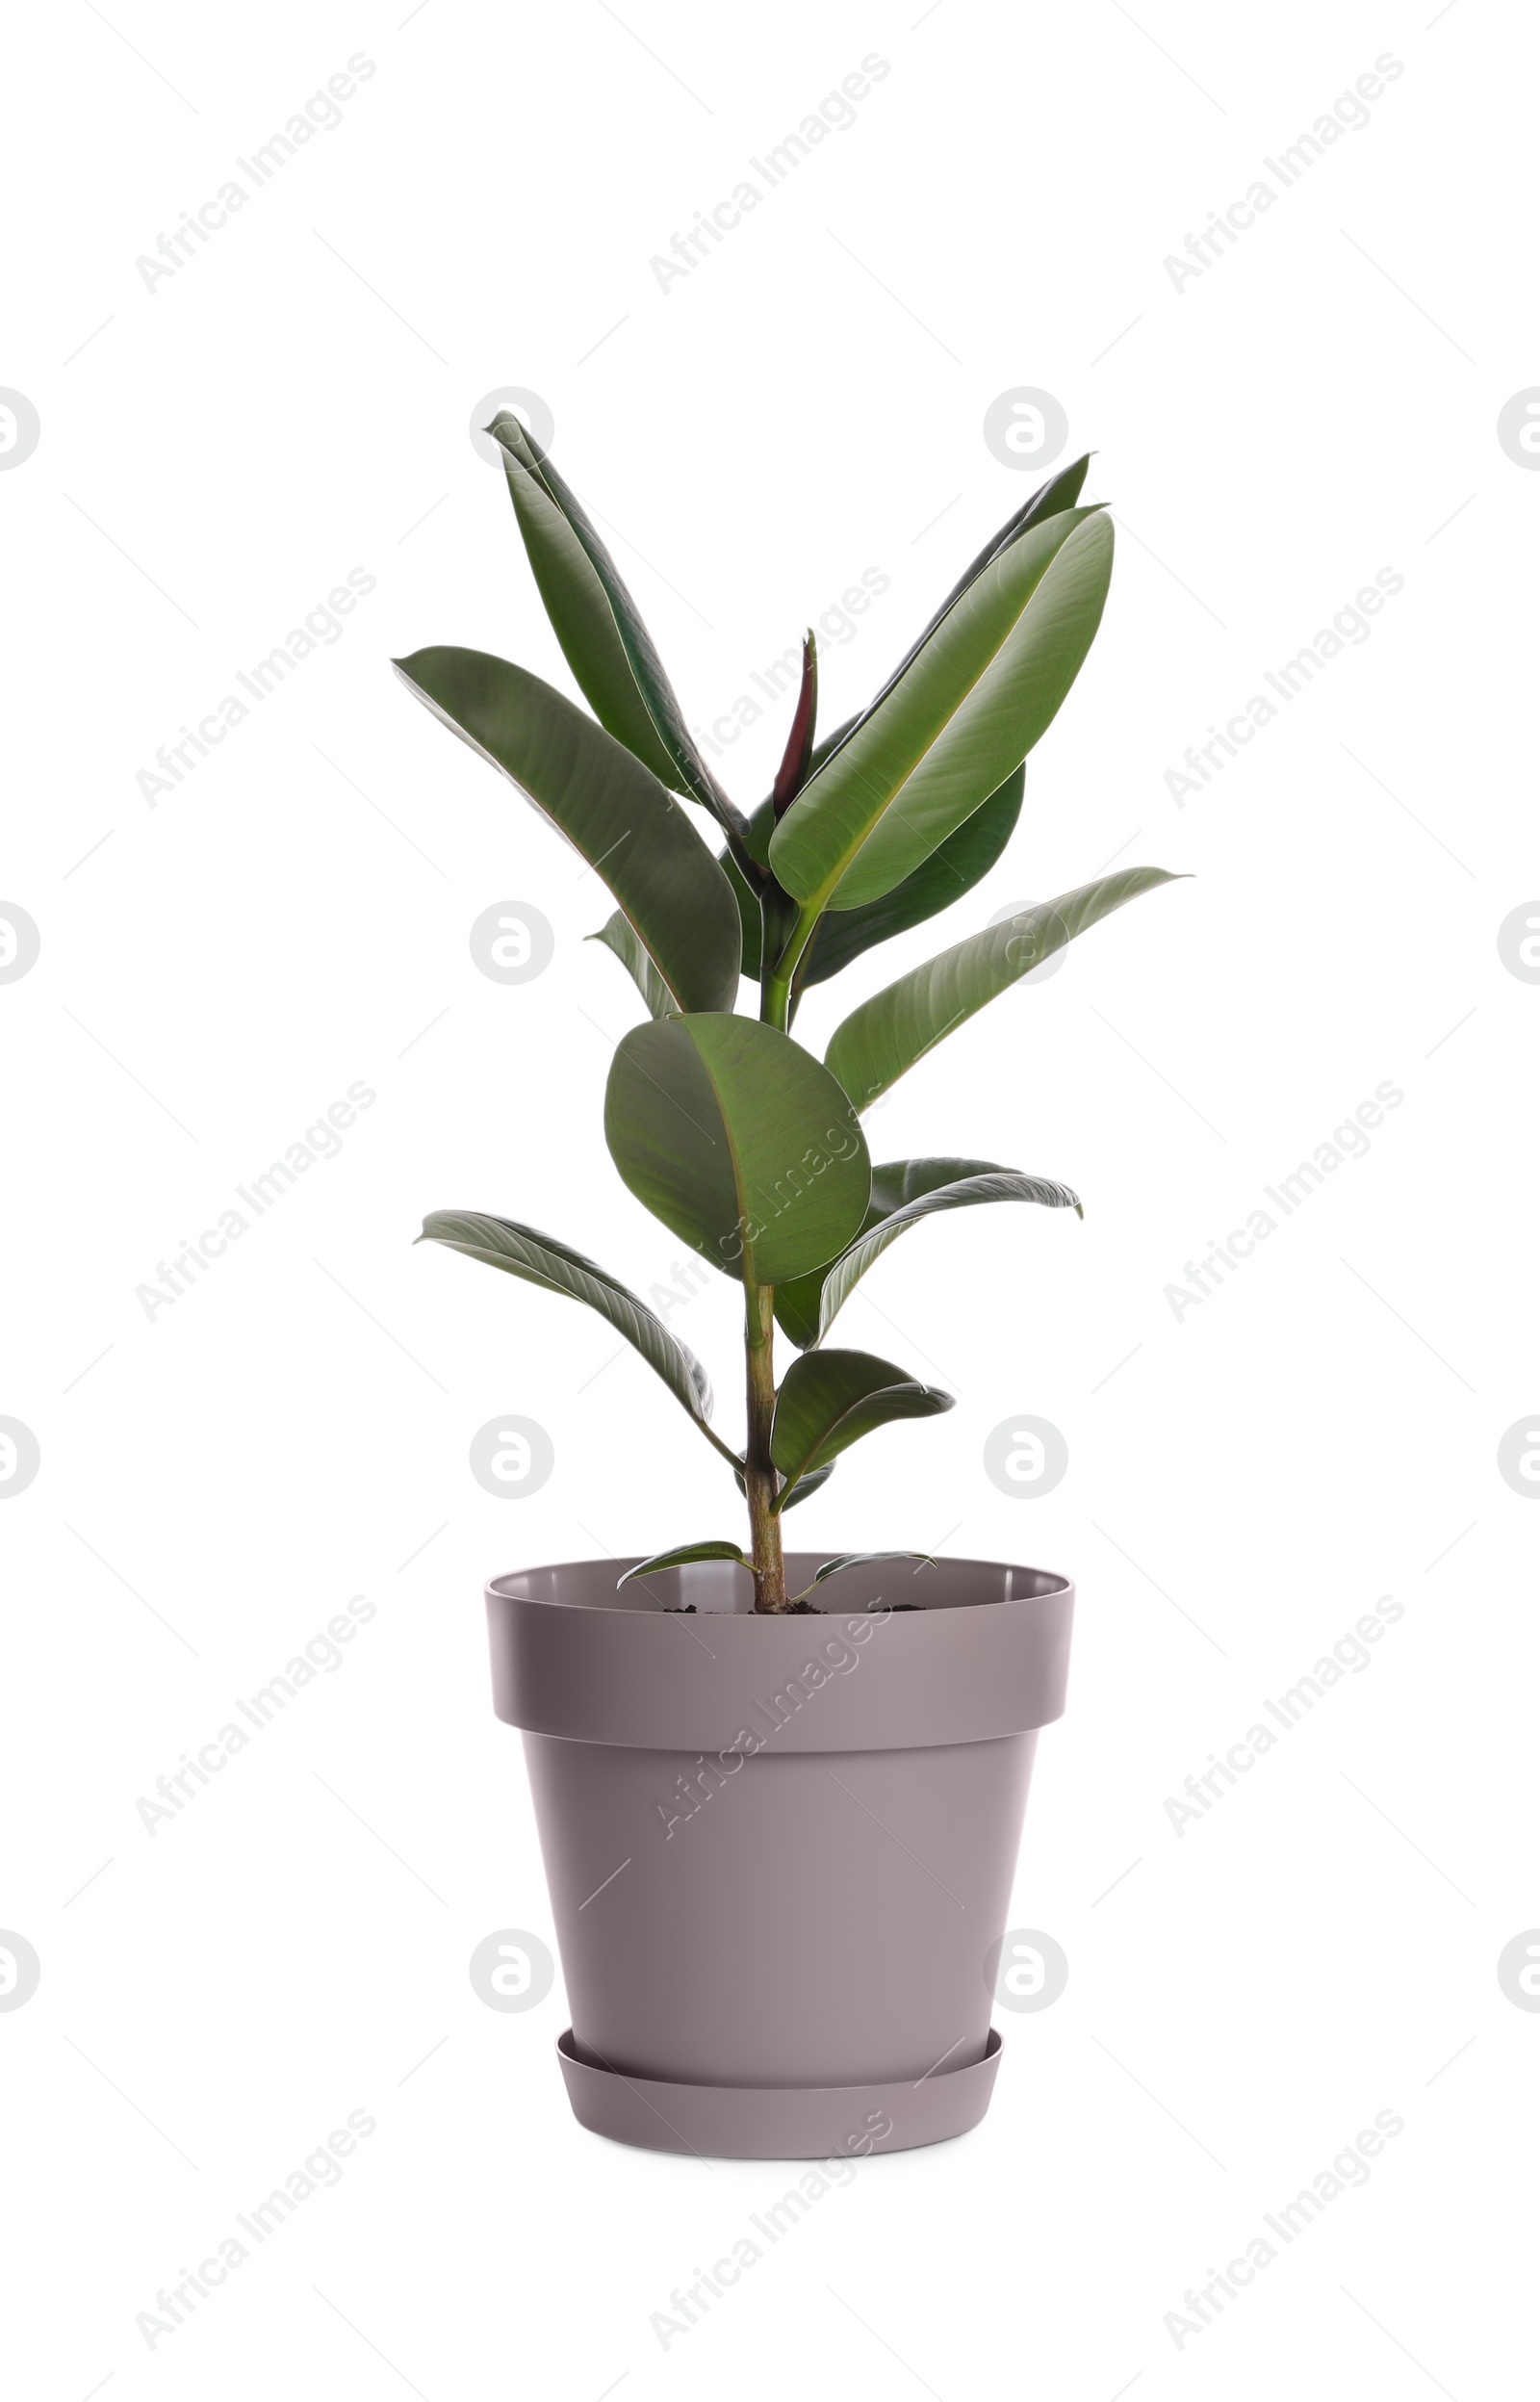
[745,899,826,1608]
[761,903,822,1028]
[743,1277,786,1611]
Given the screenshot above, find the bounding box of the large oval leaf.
[490,413,725,822]
[418,1209,726,1448]
[603,1015,871,1286]
[770,1348,953,1500]
[768,508,1112,912]
[825,866,1184,1111]
[394,647,741,1015]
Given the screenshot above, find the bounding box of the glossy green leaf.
[489,412,725,820]
[589,911,675,1019]
[604,1015,871,1286]
[865,1156,1009,1214]
[777,1162,1082,1347]
[804,1551,934,1588]
[797,764,1024,991]
[825,866,1184,1111]
[418,1209,725,1447]
[394,647,741,1015]
[726,748,1019,995]
[775,1155,995,1347]
[770,1348,953,1502]
[768,507,1112,911]
[617,1541,749,1588]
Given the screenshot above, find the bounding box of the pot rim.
[487,1551,1072,1617]
[486,1554,1076,1748]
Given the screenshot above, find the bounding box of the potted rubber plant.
[396,412,1179,2157]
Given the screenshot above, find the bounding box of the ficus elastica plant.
[398,414,1178,1611]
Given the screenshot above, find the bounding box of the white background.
[3,0,1536,2393]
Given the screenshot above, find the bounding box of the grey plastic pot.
[486,1553,1073,2159]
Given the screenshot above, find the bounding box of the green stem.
[743,902,826,1608]
[743,1277,786,1612]
[761,903,822,1028]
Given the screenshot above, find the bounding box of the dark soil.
[662,1599,923,1614]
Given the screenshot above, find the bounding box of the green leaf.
[726,772,1024,994]
[394,647,741,1015]
[588,911,676,1019]
[825,866,1184,1111]
[769,1278,827,1350]
[603,1015,871,1286]
[866,1155,1009,1214]
[768,507,1112,911]
[730,480,1078,974]
[489,412,727,823]
[775,1154,997,1348]
[797,764,1023,991]
[777,1162,1082,1347]
[617,1541,749,1588]
[418,1210,726,1448]
[805,1550,934,1588]
[770,1348,953,1502]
